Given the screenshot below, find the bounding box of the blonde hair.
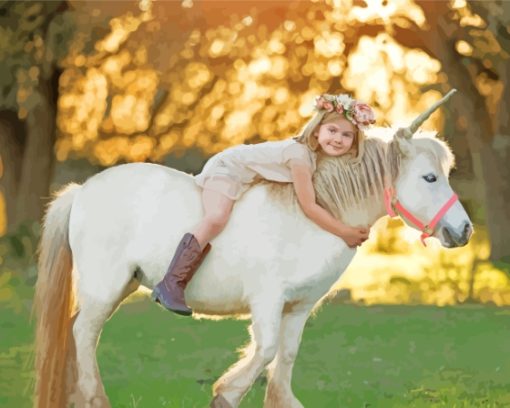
[294,111,365,164]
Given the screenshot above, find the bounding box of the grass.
[1,298,510,407]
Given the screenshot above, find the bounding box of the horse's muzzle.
[442,221,473,247]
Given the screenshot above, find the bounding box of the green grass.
[1,299,510,407]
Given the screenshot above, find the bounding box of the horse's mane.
[261,128,455,220]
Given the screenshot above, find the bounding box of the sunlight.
[456,40,474,56]
[314,32,344,58]
[223,111,252,144]
[96,9,152,54]
[404,50,441,84]
[248,57,272,76]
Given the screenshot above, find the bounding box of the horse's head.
[389,90,473,248]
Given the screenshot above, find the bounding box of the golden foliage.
[54,0,451,166]
[338,224,510,306]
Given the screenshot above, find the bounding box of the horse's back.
[78,162,197,199]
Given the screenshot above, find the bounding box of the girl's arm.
[290,163,369,247]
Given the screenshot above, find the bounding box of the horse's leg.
[210,326,257,408]
[72,274,139,408]
[212,300,283,408]
[72,300,114,408]
[264,305,313,408]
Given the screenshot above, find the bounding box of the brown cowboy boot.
[152,233,211,316]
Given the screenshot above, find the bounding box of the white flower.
[336,94,354,110]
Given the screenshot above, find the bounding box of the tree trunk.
[15,71,59,228]
[490,66,510,262]
[395,2,510,262]
[432,27,510,263]
[0,110,25,232]
[477,143,510,261]
[441,52,510,263]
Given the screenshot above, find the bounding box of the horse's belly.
[185,272,247,316]
[183,230,355,317]
[188,301,250,317]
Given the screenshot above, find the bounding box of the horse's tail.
[33,183,81,408]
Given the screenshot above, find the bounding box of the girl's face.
[314,118,356,156]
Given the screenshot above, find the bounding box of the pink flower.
[323,101,334,112]
[315,96,327,110]
[315,95,336,112]
[335,103,344,114]
[353,103,376,126]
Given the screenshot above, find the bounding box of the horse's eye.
[423,174,437,183]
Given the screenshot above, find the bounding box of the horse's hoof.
[210,394,233,408]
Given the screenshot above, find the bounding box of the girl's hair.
[295,110,365,162]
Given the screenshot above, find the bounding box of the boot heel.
[151,287,161,304]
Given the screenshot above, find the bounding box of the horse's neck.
[339,193,387,228]
[337,142,396,227]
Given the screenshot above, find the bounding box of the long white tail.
[33,183,81,408]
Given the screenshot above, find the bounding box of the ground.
[1,298,509,407]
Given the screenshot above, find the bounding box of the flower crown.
[314,93,376,130]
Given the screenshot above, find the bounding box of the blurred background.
[1,1,509,407]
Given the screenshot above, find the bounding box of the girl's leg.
[192,188,235,249]
[152,186,235,315]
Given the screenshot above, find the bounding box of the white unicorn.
[33,90,472,408]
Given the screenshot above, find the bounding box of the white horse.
[33,94,472,408]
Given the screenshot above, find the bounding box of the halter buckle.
[423,225,433,236]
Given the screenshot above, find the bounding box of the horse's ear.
[394,129,415,156]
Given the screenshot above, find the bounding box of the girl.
[152,93,376,315]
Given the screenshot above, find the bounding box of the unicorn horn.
[401,89,457,139]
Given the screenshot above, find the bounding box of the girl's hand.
[339,226,370,248]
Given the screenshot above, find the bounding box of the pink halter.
[384,187,458,246]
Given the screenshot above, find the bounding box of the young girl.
[152,93,376,315]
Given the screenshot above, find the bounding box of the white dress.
[195,138,317,200]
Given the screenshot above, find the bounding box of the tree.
[0,0,146,232]
[391,0,510,262]
[5,0,506,263]
[0,1,75,232]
